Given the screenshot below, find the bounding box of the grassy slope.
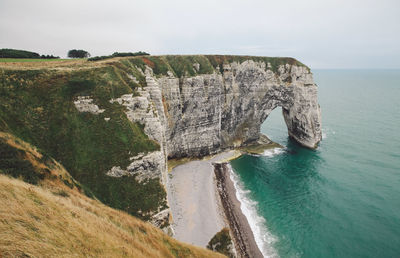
[0,133,223,258]
[0,55,306,222]
[0,61,163,221]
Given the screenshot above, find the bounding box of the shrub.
[68,49,90,58]
[112,51,150,57]
[207,228,235,257]
[87,55,110,61]
[40,54,59,59]
[88,51,150,62]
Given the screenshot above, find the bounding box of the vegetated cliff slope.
[0,132,223,257]
[0,60,169,228]
[0,55,322,228]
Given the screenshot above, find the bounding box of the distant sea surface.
[230,70,400,257]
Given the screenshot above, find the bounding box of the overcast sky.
[1,0,399,68]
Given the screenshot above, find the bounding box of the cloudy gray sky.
[1,0,399,68]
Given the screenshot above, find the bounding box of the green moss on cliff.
[164,55,215,77]
[119,55,307,77]
[205,55,309,73]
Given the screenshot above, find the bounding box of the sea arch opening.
[260,107,289,147]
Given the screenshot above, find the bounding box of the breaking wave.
[228,164,279,257]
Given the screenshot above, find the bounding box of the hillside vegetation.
[0,133,223,257]
[0,61,163,221]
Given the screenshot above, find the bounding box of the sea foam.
[228,164,279,258]
[322,127,336,139]
[262,147,285,157]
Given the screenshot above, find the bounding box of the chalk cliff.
[107,56,322,228]
[157,60,322,158]
[0,55,321,231]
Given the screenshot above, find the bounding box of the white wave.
[262,147,285,157]
[247,147,285,158]
[228,164,279,258]
[322,127,336,139]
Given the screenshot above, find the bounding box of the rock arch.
[154,60,322,158]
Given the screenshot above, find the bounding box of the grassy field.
[0,58,83,62]
[0,133,223,257]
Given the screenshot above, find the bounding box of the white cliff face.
[157,60,322,157]
[109,86,168,184]
[159,73,224,157]
[112,59,322,169]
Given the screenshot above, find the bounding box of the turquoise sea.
[230,70,400,258]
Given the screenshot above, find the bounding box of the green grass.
[164,55,214,77]
[0,58,82,62]
[205,55,309,73]
[120,55,308,78]
[0,64,165,221]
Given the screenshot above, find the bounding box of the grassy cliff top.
[0,54,309,74]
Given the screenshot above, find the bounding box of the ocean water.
[230,70,400,258]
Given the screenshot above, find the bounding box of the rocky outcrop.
[109,86,168,185]
[106,151,165,182]
[158,60,322,158]
[73,96,105,114]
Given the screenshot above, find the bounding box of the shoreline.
[167,151,235,247]
[168,143,280,256]
[213,162,264,258]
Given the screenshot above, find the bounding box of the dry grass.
[0,56,130,70]
[0,133,223,257]
[0,175,224,258]
[0,132,79,190]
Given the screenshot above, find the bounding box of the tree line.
[87,51,150,61]
[1,48,150,60]
[0,49,59,59]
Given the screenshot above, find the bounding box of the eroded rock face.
[159,60,322,158]
[73,96,105,114]
[109,60,322,177]
[106,151,165,182]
